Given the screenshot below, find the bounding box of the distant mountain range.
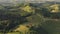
[0,0,60,6]
[0,0,60,3]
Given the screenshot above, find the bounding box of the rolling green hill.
[0,2,60,34]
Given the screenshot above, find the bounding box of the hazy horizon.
[0,0,60,3]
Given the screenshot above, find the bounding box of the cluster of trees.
[0,3,34,32]
[0,2,60,34]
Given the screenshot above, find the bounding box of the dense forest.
[0,1,60,34]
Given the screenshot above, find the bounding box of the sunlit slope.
[14,25,29,34]
[50,4,60,13]
[21,5,34,13]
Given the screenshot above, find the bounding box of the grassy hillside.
[0,2,60,34]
